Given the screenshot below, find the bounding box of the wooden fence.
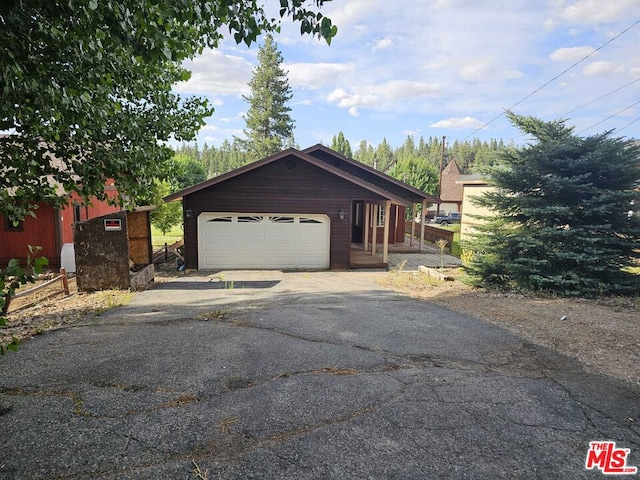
[405,221,455,250]
[153,239,184,264]
[4,268,70,313]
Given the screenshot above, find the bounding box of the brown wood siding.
[183,155,388,270]
[307,149,430,204]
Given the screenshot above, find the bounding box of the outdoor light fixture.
[185,207,193,219]
[338,208,346,220]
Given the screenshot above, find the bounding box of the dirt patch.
[381,269,640,388]
[2,276,132,347]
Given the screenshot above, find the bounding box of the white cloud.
[430,117,485,130]
[326,80,441,112]
[459,58,523,83]
[348,107,360,117]
[200,125,219,132]
[327,88,379,109]
[371,36,394,52]
[558,0,640,24]
[582,61,625,76]
[173,50,253,95]
[219,111,245,124]
[550,45,596,62]
[285,62,356,89]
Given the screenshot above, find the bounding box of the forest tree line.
[172,133,509,196]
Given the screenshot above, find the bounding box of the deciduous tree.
[0,1,336,222]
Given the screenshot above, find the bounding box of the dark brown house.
[164,145,439,270]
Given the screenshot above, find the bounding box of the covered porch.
[350,238,462,270]
[349,199,442,269]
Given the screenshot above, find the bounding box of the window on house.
[73,204,82,223]
[370,206,385,227]
[4,217,24,232]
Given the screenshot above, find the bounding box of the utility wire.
[462,18,640,141]
[562,78,640,117]
[577,99,640,134]
[616,115,640,134]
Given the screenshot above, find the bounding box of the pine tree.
[241,34,294,160]
[331,132,352,157]
[465,112,640,296]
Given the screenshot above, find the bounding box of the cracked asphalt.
[1,271,639,479]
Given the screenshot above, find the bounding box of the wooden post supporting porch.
[371,204,378,255]
[382,201,391,264]
[364,203,370,251]
[420,199,426,252]
[410,203,416,247]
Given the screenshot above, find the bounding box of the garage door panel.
[198,213,329,269]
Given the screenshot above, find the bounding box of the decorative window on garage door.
[269,216,295,223]
[237,216,264,223]
[206,216,232,222]
[299,217,323,224]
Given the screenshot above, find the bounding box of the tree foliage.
[390,158,439,195]
[150,180,183,235]
[464,112,640,297]
[0,0,336,222]
[1,248,48,354]
[331,132,352,158]
[241,34,295,160]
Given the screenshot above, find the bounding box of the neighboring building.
[457,175,496,242]
[438,159,463,214]
[165,145,439,270]
[1,186,121,268]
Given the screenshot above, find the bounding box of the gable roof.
[164,148,412,206]
[302,144,439,204]
[439,159,464,202]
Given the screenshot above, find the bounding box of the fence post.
[164,242,168,263]
[59,268,70,296]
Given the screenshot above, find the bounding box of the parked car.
[431,212,461,226]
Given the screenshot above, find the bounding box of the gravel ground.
[3,269,638,389]
[381,269,640,388]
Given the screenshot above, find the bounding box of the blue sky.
[173,0,640,151]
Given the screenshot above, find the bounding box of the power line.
[577,99,640,134]
[462,17,640,141]
[616,115,640,134]
[562,78,640,117]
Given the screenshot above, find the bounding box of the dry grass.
[1,276,132,349]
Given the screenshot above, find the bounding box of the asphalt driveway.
[1,271,638,479]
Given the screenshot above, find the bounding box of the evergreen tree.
[375,138,394,171]
[241,34,294,160]
[354,140,375,166]
[465,112,640,297]
[331,132,352,157]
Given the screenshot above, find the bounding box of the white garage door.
[198,213,330,269]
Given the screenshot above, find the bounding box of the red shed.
[0,185,121,267]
